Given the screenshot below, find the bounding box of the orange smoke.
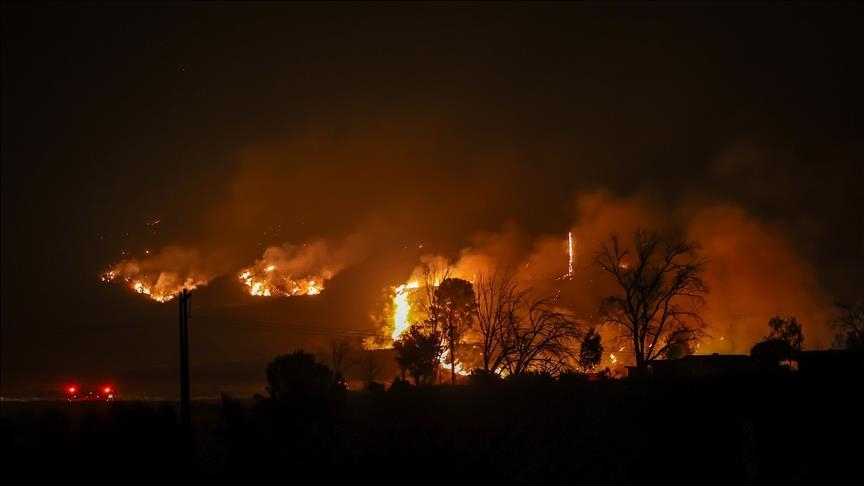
[238,241,336,297]
[238,232,370,298]
[688,206,834,352]
[370,189,835,364]
[100,246,214,302]
[565,189,834,353]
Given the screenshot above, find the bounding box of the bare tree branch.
[596,229,709,369]
[834,300,864,348]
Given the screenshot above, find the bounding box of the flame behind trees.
[390,261,454,383]
[434,278,476,384]
[596,229,709,370]
[391,262,584,383]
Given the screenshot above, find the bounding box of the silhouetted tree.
[475,270,580,376]
[394,324,441,385]
[766,316,804,352]
[502,296,582,376]
[389,375,411,392]
[434,277,476,384]
[664,325,695,360]
[833,301,864,349]
[468,368,500,385]
[360,353,381,390]
[265,350,339,402]
[410,259,451,381]
[578,327,604,372]
[751,338,794,366]
[328,337,353,376]
[475,270,528,374]
[596,229,708,369]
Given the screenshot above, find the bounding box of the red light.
[103,386,112,394]
[67,386,77,394]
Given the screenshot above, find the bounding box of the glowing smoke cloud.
[238,241,337,297]
[100,246,213,302]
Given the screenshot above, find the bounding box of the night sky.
[2,2,862,397]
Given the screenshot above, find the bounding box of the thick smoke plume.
[385,189,835,355]
[101,246,222,302]
[100,120,839,355]
[238,232,371,297]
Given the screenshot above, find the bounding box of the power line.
[195,315,379,334]
[196,317,379,339]
[2,315,383,339]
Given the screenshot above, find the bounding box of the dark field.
[2,374,860,485]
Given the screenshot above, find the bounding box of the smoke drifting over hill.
[99,121,836,353]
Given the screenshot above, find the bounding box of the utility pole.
[178,288,191,430]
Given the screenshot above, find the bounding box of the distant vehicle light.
[65,384,117,401]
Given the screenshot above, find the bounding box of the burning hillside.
[99,186,835,368]
[237,241,339,297]
[100,246,213,302]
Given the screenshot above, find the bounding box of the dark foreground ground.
[2,373,861,485]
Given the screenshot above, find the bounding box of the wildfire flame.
[101,265,205,303]
[391,281,420,340]
[238,241,342,297]
[440,354,470,376]
[238,268,326,297]
[385,277,469,376]
[99,246,212,302]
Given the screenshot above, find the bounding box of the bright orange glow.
[368,276,471,378]
[128,280,174,302]
[67,386,77,394]
[103,386,112,394]
[238,241,341,298]
[238,269,326,297]
[101,265,205,303]
[391,281,420,340]
[439,354,470,376]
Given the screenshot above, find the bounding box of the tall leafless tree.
[475,270,581,376]
[475,270,527,373]
[328,337,353,377]
[360,353,380,389]
[501,296,581,376]
[834,300,864,349]
[596,229,708,369]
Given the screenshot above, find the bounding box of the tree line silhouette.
[3,229,861,484]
